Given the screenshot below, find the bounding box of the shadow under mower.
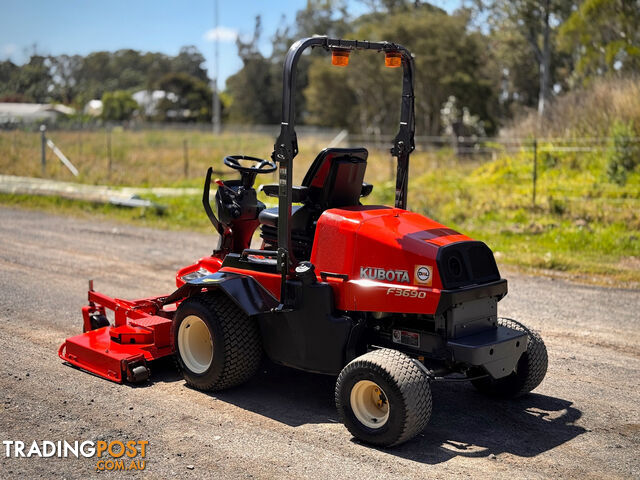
[59,37,548,447]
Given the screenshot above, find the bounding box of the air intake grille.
[436,241,500,289]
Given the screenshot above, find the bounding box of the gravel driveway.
[0,207,638,479]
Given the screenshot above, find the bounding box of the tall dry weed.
[502,76,640,138]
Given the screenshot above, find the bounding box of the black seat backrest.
[302,147,368,209]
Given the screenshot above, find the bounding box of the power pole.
[40,124,46,176]
[212,0,221,135]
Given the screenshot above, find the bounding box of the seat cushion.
[258,205,302,228]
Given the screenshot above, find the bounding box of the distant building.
[132,90,178,117]
[84,99,103,117]
[0,103,75,124]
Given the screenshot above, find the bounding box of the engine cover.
[310,206,501,314]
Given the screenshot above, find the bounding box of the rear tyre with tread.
[173,293,261,391]
[335,348,432,447]
[471,318,548,398]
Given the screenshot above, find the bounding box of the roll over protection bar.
[270,37,416,301]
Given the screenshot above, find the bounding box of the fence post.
[390,155,394,181]
[532,138,537,208]
[106,127,112,178]
[183,139,189,178]
[40,124,46,176]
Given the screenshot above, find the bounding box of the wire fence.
[348,133,640,208]
[0,123,638,212]
[348,132,640,155]
[5,121,640,154]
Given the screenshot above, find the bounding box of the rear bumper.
[446,325,527,379]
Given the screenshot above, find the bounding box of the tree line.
[0,46,212,122]
[227,0,639,135]
[1,0,638,133]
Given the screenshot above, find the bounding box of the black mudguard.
[165,273,353,375]
[257,280,353,375]
[163,271,279,316]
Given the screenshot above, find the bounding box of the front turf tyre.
[335,348,432,447]
[173,293,262,391]
[472,318,548,398]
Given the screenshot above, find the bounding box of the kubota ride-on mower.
[59,37,548,447]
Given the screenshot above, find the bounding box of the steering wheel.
[224,155,277,174]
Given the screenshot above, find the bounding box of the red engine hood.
[310,206,472,313]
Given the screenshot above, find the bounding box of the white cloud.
[203,26,238,43]
[1,43,18,58]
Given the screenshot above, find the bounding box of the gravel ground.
[0,206,638,479]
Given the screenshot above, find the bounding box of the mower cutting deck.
[59,288,174,383]
[59,36,548,447]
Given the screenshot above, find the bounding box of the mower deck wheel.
[83,313,110,333]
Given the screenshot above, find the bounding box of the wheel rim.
[350,380,390,429]
[178,315,213,374]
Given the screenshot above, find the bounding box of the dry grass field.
[0,126,638,286]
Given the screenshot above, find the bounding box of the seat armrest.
[292,186,310,203]
[260,184,279,197]
[361,182,373,198]
[259,184,309,203]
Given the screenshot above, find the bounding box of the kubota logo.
[360,267,410,284]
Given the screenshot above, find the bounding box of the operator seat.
[259,147,370,259]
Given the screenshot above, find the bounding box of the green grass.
[1,130,638,287]
[0,192,209,232]
[369,143,640,286]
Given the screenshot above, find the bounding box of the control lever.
[215,179,241,218]
[215,179,235,195]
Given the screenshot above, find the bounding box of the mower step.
[446,325,527,379]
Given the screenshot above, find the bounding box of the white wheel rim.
[178,315,213,374]
[350,380,390,429]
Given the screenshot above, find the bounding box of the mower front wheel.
[173,293,262,391]
[335,348,432,447]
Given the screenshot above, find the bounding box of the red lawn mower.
[59,37,548,447]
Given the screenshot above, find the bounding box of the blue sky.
[1,0,460,88]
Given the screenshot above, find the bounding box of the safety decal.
[392,329,420,348]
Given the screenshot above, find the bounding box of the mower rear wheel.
[335,348,432,447]
[471,318,548,398]
[173,293,262,391]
